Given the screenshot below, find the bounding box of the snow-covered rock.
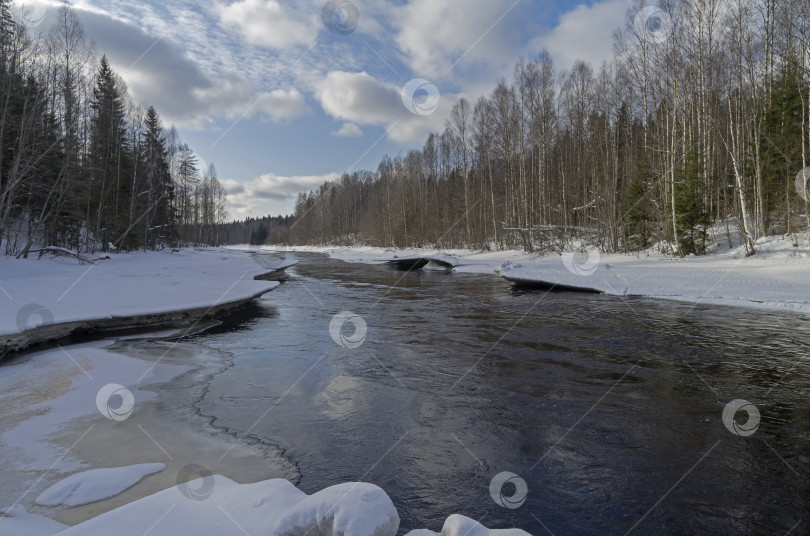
[405,514,533,536]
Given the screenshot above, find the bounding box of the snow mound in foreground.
[55,476,400,536]
[4,476,534,535]
[405,514,532,536]
[35,463,166,507]
[274,481,399,536]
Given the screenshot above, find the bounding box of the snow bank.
[499,235,810,313]
[35,464,166,507]
[54,476,399,536]
[0,248,282,351]
[6,477,532,536]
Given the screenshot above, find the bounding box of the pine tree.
[136,106,174,248]
[760,58,805,233]
[89,56,133,250]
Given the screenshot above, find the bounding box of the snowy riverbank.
[276,233,810,314]
[0,248,286,355]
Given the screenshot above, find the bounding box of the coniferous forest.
[0,1,228,256]
[288,0,810,257]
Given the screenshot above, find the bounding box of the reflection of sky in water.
[316,375,367,420]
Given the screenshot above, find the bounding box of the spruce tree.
[89,55,133,250]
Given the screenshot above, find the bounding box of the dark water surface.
[192,253,809,535]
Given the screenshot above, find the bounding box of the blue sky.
[18,0,636,218]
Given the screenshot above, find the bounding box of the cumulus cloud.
[217,0,318,50]
[332,122,363,137]
[316,71,404,125]
[528,0,627,70]
[393,0,522,79]
[222,173,340,218]
[315,70,447,143]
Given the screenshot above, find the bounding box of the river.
[187,252,808,534]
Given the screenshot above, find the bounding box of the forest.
[0,1,228,257]
[218,215,296,247]
[289,0,810,257]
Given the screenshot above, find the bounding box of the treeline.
[290,0,810,256]
[0,2,227,257]
[218,215,295,246]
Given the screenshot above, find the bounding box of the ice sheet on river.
[35,464,166,507]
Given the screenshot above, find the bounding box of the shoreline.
[2,287,274,358]
[267,234,810,315]
[0,248,291,361]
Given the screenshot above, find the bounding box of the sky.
[16,0,640,219]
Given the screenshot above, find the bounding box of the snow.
[0,506,68,536]
[35,464,166,507]
[499,235,810,313]
[405,514,532,536]
[277,234,810,314]
[4,478,531,536]
[0,248,282,340]
[51,476,398,536]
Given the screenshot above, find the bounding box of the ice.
[35,464,166,507]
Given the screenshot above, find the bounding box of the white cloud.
[528,0,627,70]
[315,70,449,143]
[217,0,318,50]
[316,71,403,125]
[195,86,311,124]
[223,172,341,218]
[393,0,521,79]
[332,122,363,137]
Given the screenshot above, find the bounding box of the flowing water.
[184,252,809,535]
